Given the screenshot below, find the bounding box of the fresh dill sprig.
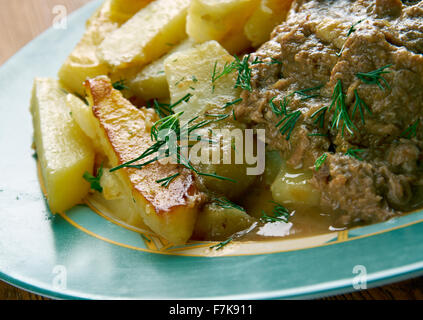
[329,80,356,136]
[83,163,104,193]
[400,120,419,139]
[292,85,323,100]
[315,153,327,171]
[260,201,290,223]
[152,93,193,118]
[210,237,233,250]
[211,54,256,92]
[336,19,364,57]
[308,133,328,137]
[204,113,231,121]
[222,98,243,109]
[269,96,301,140]
[356,64,392,90]
[345,148,365,161]
[156,173,180,188]
[352,90,372,124]
[112,79,129,91]
[269,57,282,65]
[276,110,302,141]
[311,106,328,129]
[212,197,246,212]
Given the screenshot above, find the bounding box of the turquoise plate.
[1,0,423,300]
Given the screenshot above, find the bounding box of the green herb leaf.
[83,164,104,193]
[329,80,356,136]
[315,153,327,171]
[212,197,246,212]
[345,148,365,161]
[260,201,290,223]
[210,237,233,250]
[352,90,372,124]
[356,64,392,90]
[156,173,180,188]
[400,120,419,139]
[112,80,129,91]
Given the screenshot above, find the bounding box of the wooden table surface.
[1,0,422,301]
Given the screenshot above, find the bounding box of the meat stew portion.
[235,0,423,226]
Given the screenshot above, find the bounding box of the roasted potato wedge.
[109,0,154,23]
[128,39,194,101]
[244,0,293,47]
[84,76,204,244]
[186,0,260,53]
[58,0,147,96]
[30,78,95,213]
[98,0,190,71]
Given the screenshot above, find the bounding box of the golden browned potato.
[244,0,293,47]
[84,76,204,244]
[186,0,260,53]
[58,0,147,96]
[98,0,190,71]
[109,0,154,23]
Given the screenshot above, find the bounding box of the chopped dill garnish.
[345,148,365,161]
[315,153,327,171]
[156,173,180,188]
[352,90,372,124]
[112,80,129,91]
[269,96,301,140]
[205,113,231,121]
[311,106,328,129]
[211,54,256,92]
[83,163,104,193]
[293,85,323,100]
[110,110,236,183]
[336,19,364,57]
[210,237,233,250]
[222,98,243,109]
[329,80,356,136]
[269,57,282,65]
[276,110,302,141]
[400,120,419,139]
[175,77,186,86]
[308,133,328,137]
[152,93,193,118]
[232,109,237,121]
[192,75,198,82]
[140,234,151,242]
[212,197,246,212]
[356,64,392,90]
[260,202,290,223]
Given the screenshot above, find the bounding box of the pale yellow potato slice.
[109,0,154,23]
[30,78,95,213]
[84,76,204,244]
[271,162,321,207]
[98,0,190,71]
[244,0,293,47]
[58,0,148,96]
[193,203,255,240]
[164,40,241,123]
[186,0,260,52]
[165,40,257,198]
[128,39,194,101]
